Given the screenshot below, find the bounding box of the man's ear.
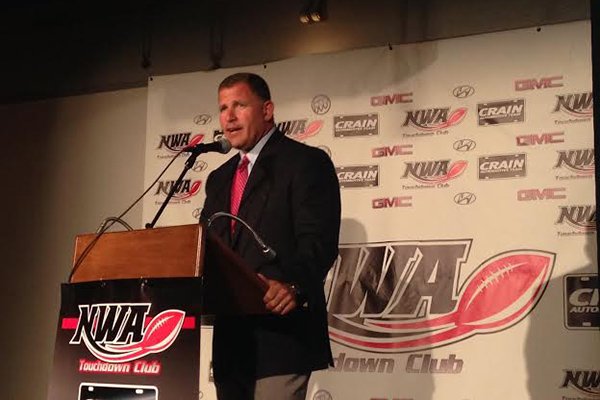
[263,100,274,121]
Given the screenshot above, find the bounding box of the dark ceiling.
[0,0,590,104]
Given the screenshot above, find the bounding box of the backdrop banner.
[144,21,598,400]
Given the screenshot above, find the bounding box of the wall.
[0,88,147,399]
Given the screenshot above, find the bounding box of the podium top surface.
[71,224,204,283]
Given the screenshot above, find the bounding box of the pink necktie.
[230,155,249,230]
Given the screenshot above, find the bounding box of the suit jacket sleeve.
[285,148,341,304]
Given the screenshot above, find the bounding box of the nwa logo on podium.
[69,303,186,363]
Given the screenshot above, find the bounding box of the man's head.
[218,73,275,151]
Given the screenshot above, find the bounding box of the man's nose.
[225,108,236,121]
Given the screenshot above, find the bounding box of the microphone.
[185,137,232,155]
[206,211,277,261]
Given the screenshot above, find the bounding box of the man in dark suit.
[200,72,341,400]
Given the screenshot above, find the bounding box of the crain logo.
[155,180,202,200]
[157,132,204,153]
[556,206,596,232]
[336,165,379,189]
[403,107,467,131]
[69,303,185,363]
[452,85,475,98]
[553,92,593,118]
[276,119,323,141]
[311,95,331,115]
[326,242,554,352]
[402,160,467,184]
[561,370,600,397]
[478,99,525,126]
[555,149,595,176]
[564,274,599,329]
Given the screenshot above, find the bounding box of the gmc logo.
[372,145,413,157]
[371,93,413,106]
[518,188,567,201]
[515,76,563,91]
[516,132,564,146]
[372,196,412,208]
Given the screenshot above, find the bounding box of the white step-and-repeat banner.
[143,21,598,400]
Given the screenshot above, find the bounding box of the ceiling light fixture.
[300,0,327,24]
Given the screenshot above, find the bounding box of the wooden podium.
[48,224,267,400]
[70,223,267,315]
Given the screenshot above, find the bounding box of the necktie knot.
[238,155,250,171]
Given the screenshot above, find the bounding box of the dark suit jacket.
[200,129,341,380]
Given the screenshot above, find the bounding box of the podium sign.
[48,277,203,400]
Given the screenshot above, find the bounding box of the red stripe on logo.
[61,317,79,329]
[62,316,196,330]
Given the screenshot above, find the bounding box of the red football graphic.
[455,252,553,329]
[139,309,186,352]
[445,107,467,127]
[445,160,468,181]
[306,120,324,135]
[188,134,205,146]
[189,180,202,195]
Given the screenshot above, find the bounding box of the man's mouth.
[226,126,242,135]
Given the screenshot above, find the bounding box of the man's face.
[218,82,274,151]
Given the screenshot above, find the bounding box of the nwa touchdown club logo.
[402,159,467,184]
[69,303,185,363]
[553,92,593,119]
[276,119,323,141]
[561,369,600,398]
[555,149,595,177]
[556,205,596,233]
[155,179,202,200]
[157,132,205,153]
[325,241,555,353]
[403,107,467,132]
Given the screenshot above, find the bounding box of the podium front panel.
[48,278,203,400]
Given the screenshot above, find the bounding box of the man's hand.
[257,274,297,315]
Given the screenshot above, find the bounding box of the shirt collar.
[238,126,276,173]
